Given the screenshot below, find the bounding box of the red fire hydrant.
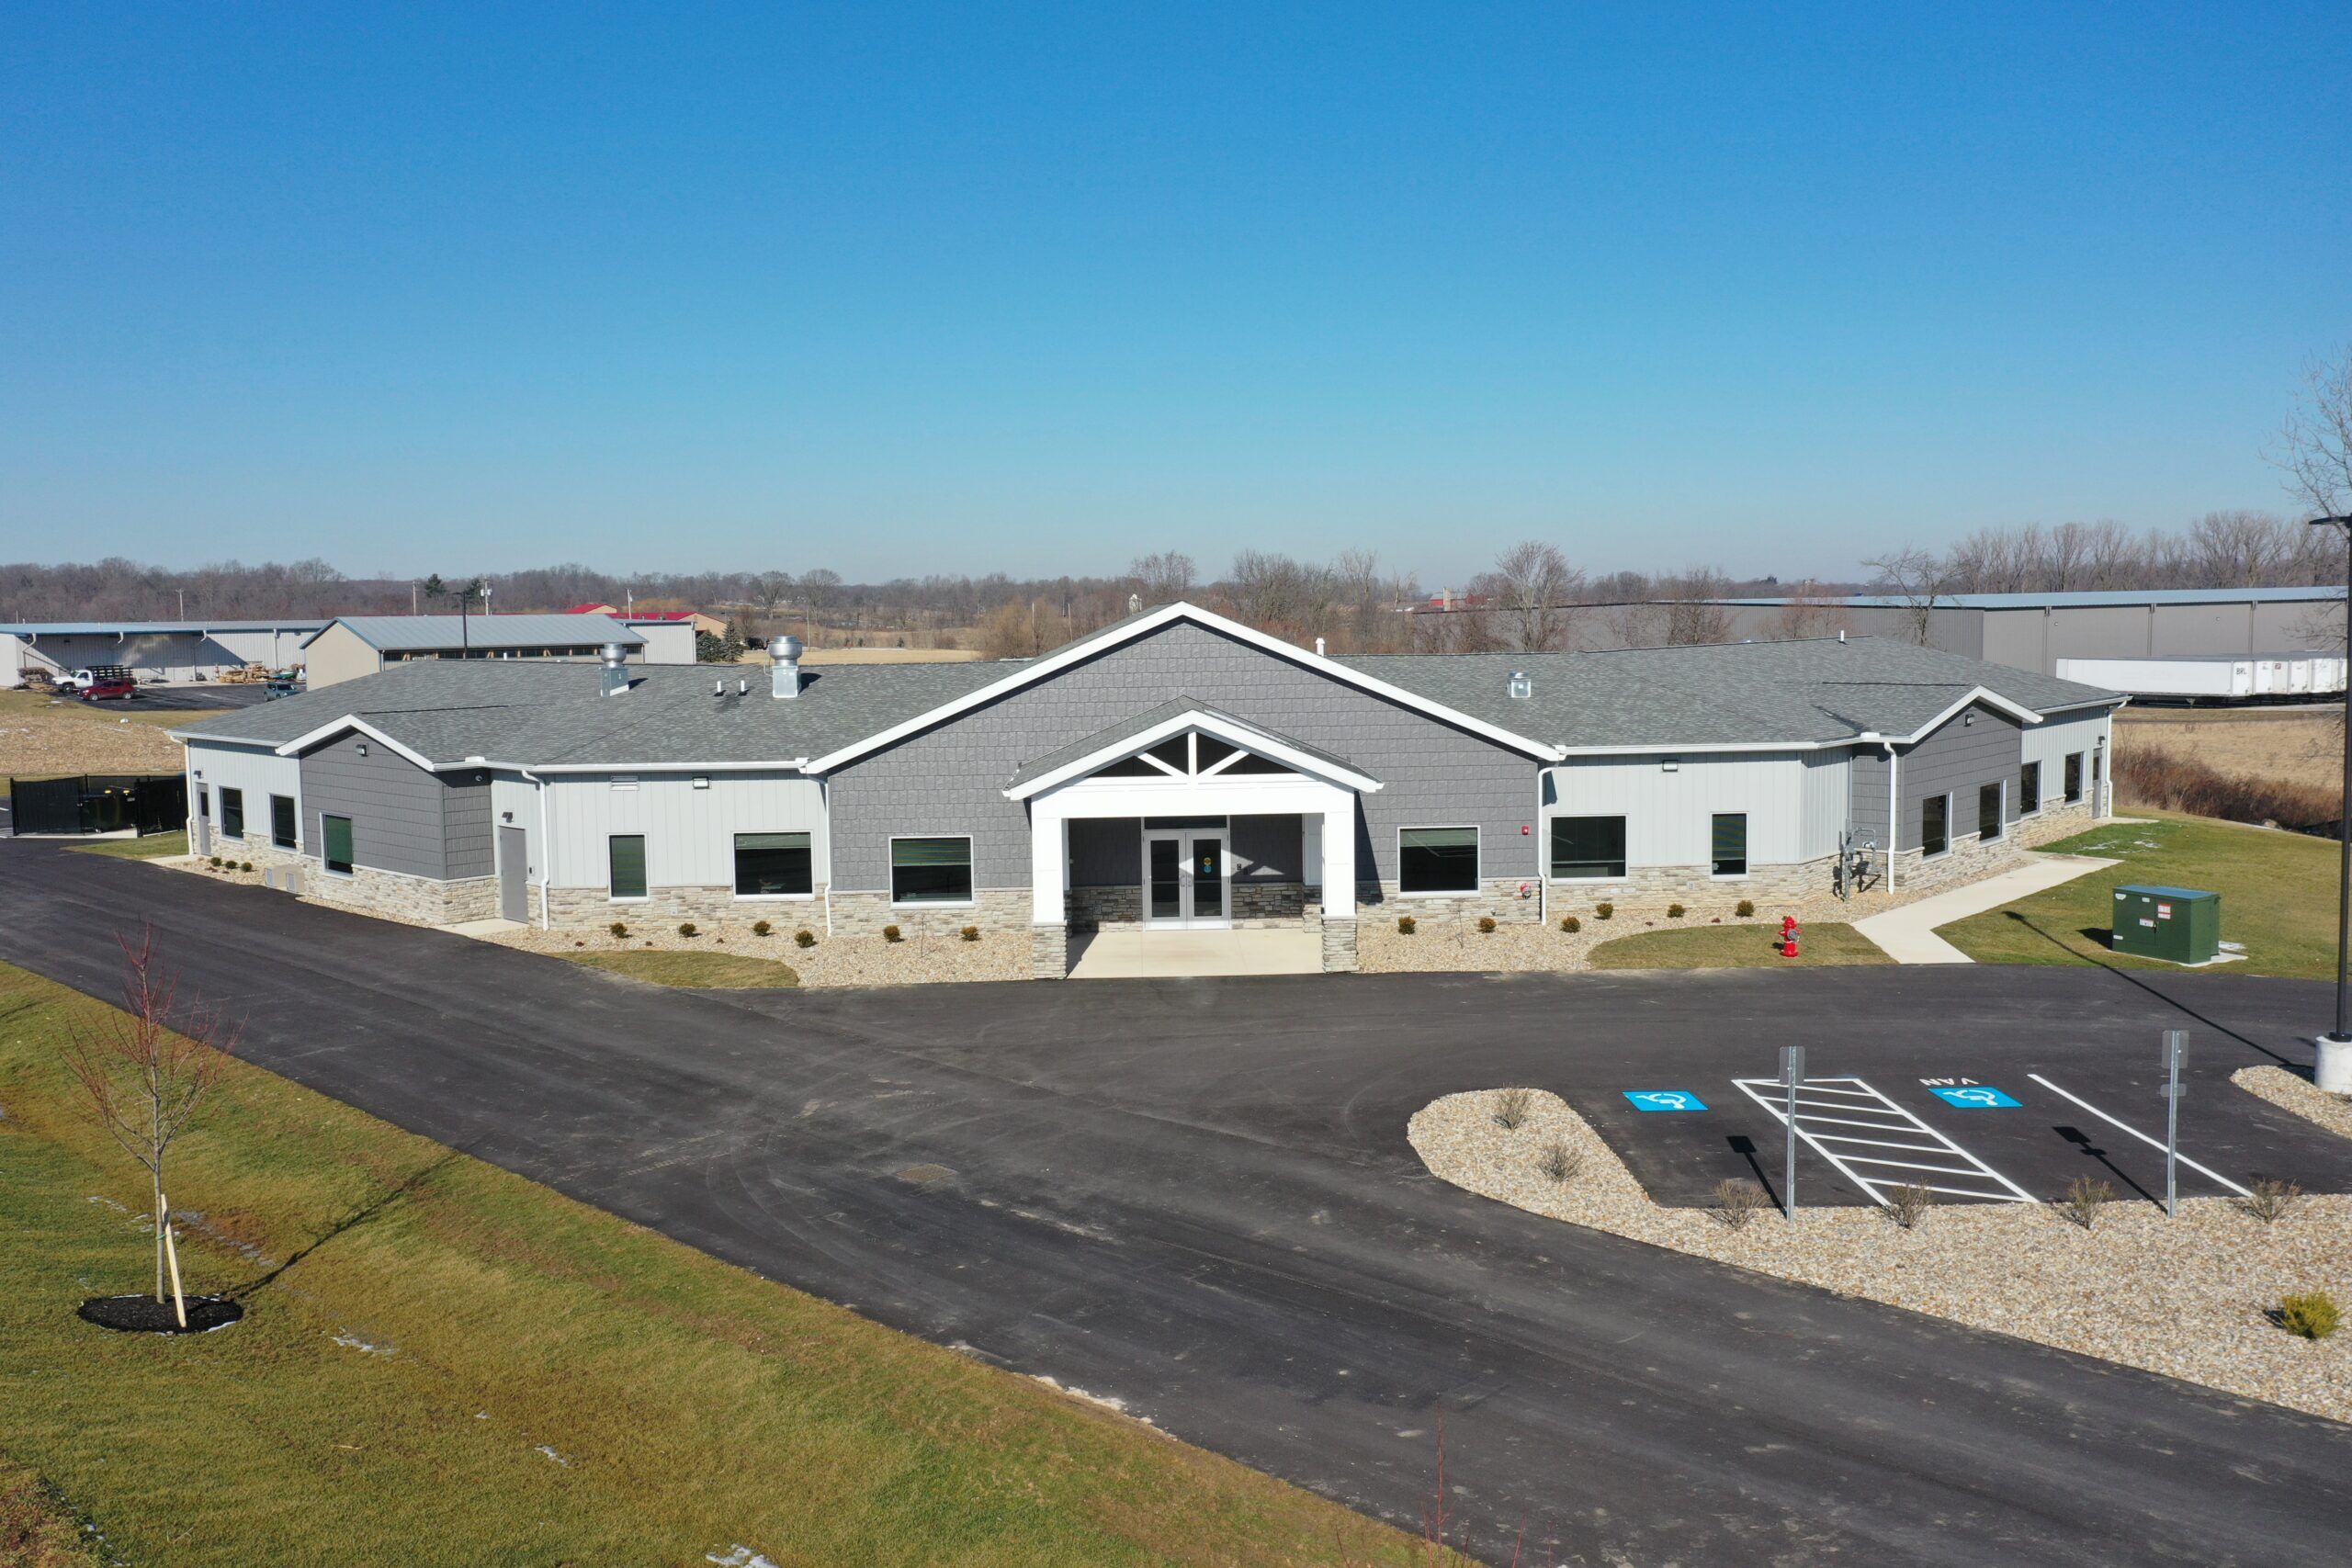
[1780,915,1800,959]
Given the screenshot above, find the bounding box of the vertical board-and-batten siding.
[826,620,1541,895]
[1888,702,2024,850]
[297,732,486,879]
[2020,707,2111,803]
[541,771,828,891]
[186,741,302,843]
[1542,750,1849,870]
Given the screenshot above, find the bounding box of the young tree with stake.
[63,928,239,1326]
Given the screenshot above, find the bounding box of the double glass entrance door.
[1145,830,1227,928]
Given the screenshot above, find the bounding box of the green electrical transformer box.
[2110,884,2221,964]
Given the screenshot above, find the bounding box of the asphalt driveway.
[6,841,2350,1565]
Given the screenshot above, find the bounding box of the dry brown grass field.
[0,691,205,778]
[2114,705,2339,794]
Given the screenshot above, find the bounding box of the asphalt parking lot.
[1549,1028,2352,1208]
[101,682,279,712]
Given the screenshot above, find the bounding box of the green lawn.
[0,961,1434,1566]
[1939,810,2337,978]
[562,948,802,988]
[1588,920,1894,970]
[70,829,189,860]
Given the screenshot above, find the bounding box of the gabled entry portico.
[1006,703,1379,976]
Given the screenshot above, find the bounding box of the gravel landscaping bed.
[1410,1088,2352,1424]
[1360,886,1920,975]
[2236,1065,2352,1141]
[484,920,1028,987]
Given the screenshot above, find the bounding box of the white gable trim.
[806,602,1563,772]
[1003,708,1384,799]
[270,716,442,772]
[1896,686,2041,741]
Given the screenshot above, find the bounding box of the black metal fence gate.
[6,774,188,837]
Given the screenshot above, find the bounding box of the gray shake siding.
[826,621,1539,898]
[1849,745,1891,846]
[299,733,492,880]
[1895,703,2022,851]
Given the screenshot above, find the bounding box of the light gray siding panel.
[1798,750,1851,860]
[1894,703,2023,850]
[542,771,828,891]
[827,621,1540,894]
[186,741,302,844]
[1068,818,1140,886]
[299,732,451,878]
[1542,752,1814,870]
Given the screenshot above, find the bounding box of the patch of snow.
[85,1193,129,1212]
[534,1444,571,1467]
[330,1330,393,1356]
[1031,1374,1152,1425]
[707,1548,783,1568]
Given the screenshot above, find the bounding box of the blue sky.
[5,3,2346,586]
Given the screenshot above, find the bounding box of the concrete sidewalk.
[1067,928,1320,978]
[1853,852,2117,964]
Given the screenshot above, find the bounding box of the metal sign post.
[2162,1030,2187,1218]
[1778,1045,1805,1220]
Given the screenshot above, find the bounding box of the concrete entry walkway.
[1853,852,2117,963]
[1067,927,1320,978]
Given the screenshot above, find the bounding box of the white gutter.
[1883,739,1899,893]
[521,765,553,929]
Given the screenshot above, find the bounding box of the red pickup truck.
[80,676,138,702]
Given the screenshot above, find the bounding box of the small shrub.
[1594,901,1613,919]
[1736,899,1755,918]
[752,919,772,937]
[882,924,903,943]
[1491,1087,1533,1130]
[240,861,254,872]
[1396,915,1418,935]
[208,855,222,867]
[1666,902,1685,919]
[1559,915,1581,933]
[2278,1291,2341,1340]
[2061,1175,2114,1230]
[1713,1178,1769,1229]
[2242,1178,2302,1224]
[1537,1139,1583,1184]
[609,921,628,939]
[1885,1183,1935,1230]
[573,940,584,947]
[794,928,816,948]
[1476,915,1497,934]
[677,921,698,938]
[960,925,980,942]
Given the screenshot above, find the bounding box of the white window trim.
[1708,811,1749,880]
[607,833,650,902]
[1976,780,2007,843]
[1396,824,1481,897]
[1920,791,1953,860]
[1545,814,1629,884]
[2064,750,2086,805]
[888,833,978,908]
[2018,761,2043,818]
[322,813,356,878]
[731,832,817,901]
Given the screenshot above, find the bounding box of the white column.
[1317,787,1355,919]
[1030,800,1067,924]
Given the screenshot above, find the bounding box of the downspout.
[1883,740,1899,893]
[1534,765,1549,927]
[521,766,552,929]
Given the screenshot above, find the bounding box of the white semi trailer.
[2057,654,2347,702]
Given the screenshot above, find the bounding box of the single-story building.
[299,614,696,688]
[564,604,730,638]
[2,620,327,686]
[171,601,2124,976]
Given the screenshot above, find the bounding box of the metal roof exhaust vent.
[769,635,805,699]
[1508,670,1532,700]
[599,642,631,697]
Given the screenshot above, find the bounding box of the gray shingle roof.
[1005,697,1364,787]
[300,615,644,651]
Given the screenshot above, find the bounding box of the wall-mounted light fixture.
[356,742,369,756]
[1661,759,1680,773]
[692,776,710,790]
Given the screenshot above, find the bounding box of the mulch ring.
[77,1293,244,1335]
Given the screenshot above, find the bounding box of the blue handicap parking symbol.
[1927,1086,2021,1109]
[1623,1090,1708,1112]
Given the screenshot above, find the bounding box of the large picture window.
[608,834,648,899]
[270,794,297,850]
[1550,816,1626,880]
[2019,761,2041,816]
[2064,752,2084,804]
[1978,782,2004,842]
[1398,826,1479,894]
[220,787,243,840]
[1921,794,1950,858]
[322,814,354,875]
[1710,813,1748,877]
[891,836,973,904]
[734,831,813,897]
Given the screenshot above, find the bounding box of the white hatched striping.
[1733,1075,2037,1206]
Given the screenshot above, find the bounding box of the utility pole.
[2312,516,2352,1088]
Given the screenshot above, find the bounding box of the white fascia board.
[1895,686,2042,739]
[1003,708,1382,798]
[1552,739,1849,758]
[1029,774,1350,819]
[806,601,1563,772]
[270,716,440,772]
[522,759,810,774]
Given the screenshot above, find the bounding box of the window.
[1921,794,1950,858]
[608,834,648,899]
[1550,816,1626,880]
[734,831,812,897]
[322,814,354,875]
[2064,752,2084,804]
[1710,813,1747,877]
[220,787,244,839]
[2019,761,2041,816]
[1978,782,2004,842]
[270,794,297,850]
[1398,826,1479,894]
[891,837,973,904]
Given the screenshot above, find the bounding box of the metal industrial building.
[0,619,327,685]
[299,613,697,688]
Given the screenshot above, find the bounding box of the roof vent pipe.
[1315,637,1326,656]
[769,635,805,699]
[599,642,630,697]
[1508,670,1532,700]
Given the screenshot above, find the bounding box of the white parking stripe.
[2025,1073,2253,1198]
[1734,1075,2038,1207]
